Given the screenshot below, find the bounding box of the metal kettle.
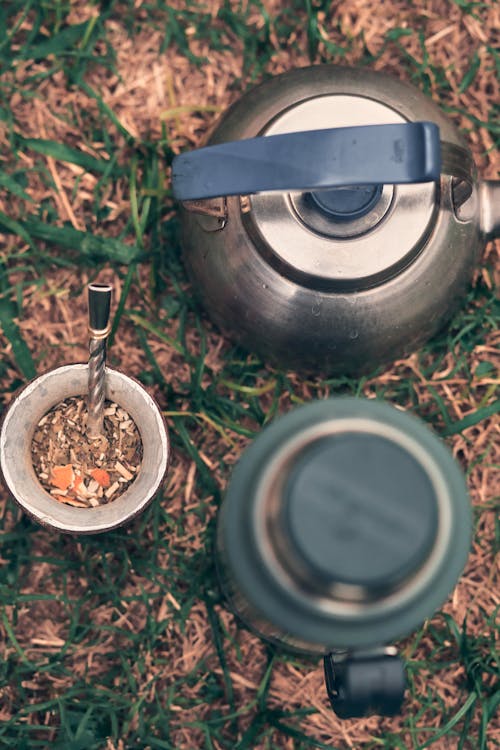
[216,398,471,717]
[172,65,499,373]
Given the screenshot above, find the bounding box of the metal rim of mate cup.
[216,397,471,654]
[0,364,170,534]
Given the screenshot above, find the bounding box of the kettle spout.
[479,180,500,241]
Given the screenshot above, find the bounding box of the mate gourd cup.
[0,365,169,534]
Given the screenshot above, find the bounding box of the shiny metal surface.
[183,179,479,372]
[289,185,394,240]
[247,95,437,289]
[246,183,437,290]
[87,283,113,438]
[216,524,325,654]
[87,337,107,438]
[0,365,170,534]
[252,419,452,619]
[87,283,113,333]
[479,180,500,240]
[179,65,489,373]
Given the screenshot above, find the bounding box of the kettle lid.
[246,95,438,290]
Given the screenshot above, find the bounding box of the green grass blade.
[459,50,481,93]
[17,20,92,59]
[0,171,34,202]
[108,265,136,348]
[441,400,500,436]
[79,81,135,142]
[21,219,145,264]
[0,297,36,380]
[0,210,34,248]
[416,691,478,749]
[270,718,338,749]
[1,609,37,666]
[126,312,184,354]
[17,137,124,176]
[0,0,33,56]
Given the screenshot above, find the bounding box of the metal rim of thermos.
[217,397,471,651]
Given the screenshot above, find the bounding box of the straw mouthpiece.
[88,283,112,334]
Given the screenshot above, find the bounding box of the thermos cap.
[283,432,438,592]
[219,398,471,651]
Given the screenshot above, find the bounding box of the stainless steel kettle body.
[173,65,499,373]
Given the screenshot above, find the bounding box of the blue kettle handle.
[171,122,441,201]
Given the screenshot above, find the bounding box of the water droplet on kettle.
[349,330,359,340]
[311,304,321,317]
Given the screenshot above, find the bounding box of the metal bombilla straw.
[87,283,113,439]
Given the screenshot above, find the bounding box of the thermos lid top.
[219,398,471,650]
[283,433,438,592]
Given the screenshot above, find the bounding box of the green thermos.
[216,398,471,718]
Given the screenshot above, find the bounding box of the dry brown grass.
[0,1,498,748]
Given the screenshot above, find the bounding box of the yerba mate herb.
[31,396,143,508]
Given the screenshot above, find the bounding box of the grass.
[0,1,499,748]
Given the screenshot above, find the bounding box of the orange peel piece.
[72,474,83,491]
[50,464,74,491]
[91,468,110,488]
